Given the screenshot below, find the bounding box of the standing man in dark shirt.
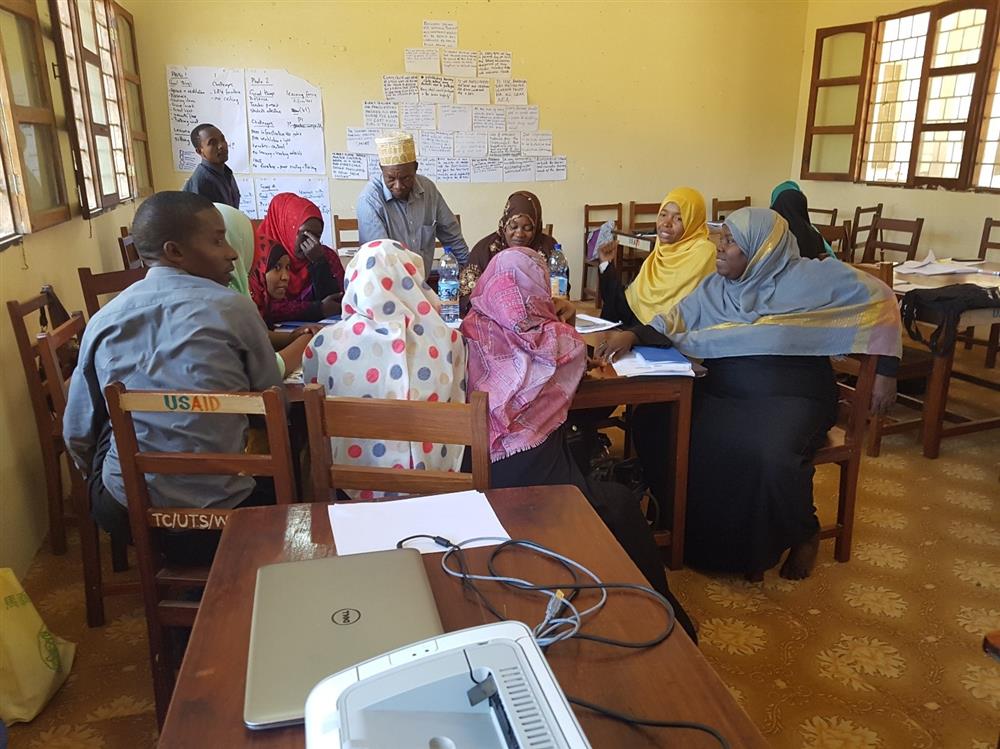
[182,123,241,208]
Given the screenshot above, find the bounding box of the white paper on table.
[455,78,490,105]
[611,352,694,378]
[255,176,332,245]
[247,68,325,174]
[470,158,503,183]
[346,127,380,154]
[419,75,455,104]
[454,132,488,158]
[404,48,441,75]
[420,130,454,159]
[329,490,509,555]
[168,66,250,173]
[575,313,620,334]
[473,105,507,132]
[535,156,567,181]
[520,131,553,157]
[235,175,257,219]
[494,79,527,105]
[503,157,534,182]
[383,74,419,103]
[423,19,458,49]
[478,50,512,78]
[442,50,478,78]
[401,103,436,131]
[363,100,399,129]
[436,158,471,182]
[330,152,368,180]
[488,132,520,157]
[506,105,539,132]
[896,250,972,276]
[438,104,472,132]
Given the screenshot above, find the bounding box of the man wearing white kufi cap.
[357,132,469,273]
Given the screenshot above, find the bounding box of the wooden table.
[894,262,1000,457]
[159,487,768,748]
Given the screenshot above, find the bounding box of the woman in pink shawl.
[461,247,696,641]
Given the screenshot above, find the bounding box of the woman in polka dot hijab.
[302,239,467,499]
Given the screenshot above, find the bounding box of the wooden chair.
[105,382,296,726]
[958,217,1000,367]
[541,223,553,237]
[809,207,838,227]
[78,266,147,318]
[850,203,883,257]
[332,215,360,252]
[304,386,490,499]
[813,353,878,562]
[581,203,623,307]
[118,226,142,269]
[711,196,751,222]
[627,201,660,234]
[861,215,924,263]
[818,220,853,261]
[36,313,137,627]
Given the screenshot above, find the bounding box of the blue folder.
[633,346,688,365]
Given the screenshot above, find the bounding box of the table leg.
[921,346,955,459]
[669,380,693,570]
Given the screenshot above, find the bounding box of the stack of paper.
[575,313,620,334]
[896,251,974,276]
[611,346,693,377]
[273,316,341,331]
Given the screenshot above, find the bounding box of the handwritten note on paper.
[246,68,325,174]
[367,154,381,177]
[256,177,332,244]
[404,48,440,75]
[442,50,477,78]
[520,131,553,157]
[423,19,458,48]
[383,75,419,103]
[470,158,503,183]
[400,103,435,131]
[455,78,490,105]
[473,105,507,132]
[506,105,539,132]
[454,131,488,158]
[330,152,368,180]
[436,158,471,183]
[346,127,380,154]
[168,66,249,172]
[504,157,535,182]
[494,79,527,105]
[418,75,455,105]
[417,158,438,179]
[363,100,399,129]
[438,104,472,132]
[488,132,520,157]
[420,131,454,159]
[478,51,513,79]
[535,156,567,181]
[235,175,257,218]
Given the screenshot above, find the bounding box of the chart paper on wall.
[455,78,490,105]
[404,48,440,75]
[504,157,535,182]
[255,177,333,245]
[418,75,455,105]
[506,105,539,132]
[363,101,399,129]
[422,20,458,48]
[436,158,471,183]
[472,105,506,132]
[246,68,325,174]
[346,127,380,154]
[438,104,472,132]
[493,79,527,105]
[442,50,477,78]
[235,175,257,218]
[383,75,419,103]
[470,158,502,183]
[535,156,567,181]
[488,132,520,158]
[330,152,368,180]
[454,131,488,158]
[478,51,512,79]
[168,66,249,173]
[401,103,436,131]
[420,131,454,159]
[520,132,553,157]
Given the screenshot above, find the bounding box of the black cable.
[568,696,731,749]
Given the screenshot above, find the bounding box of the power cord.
[567,695,731,749]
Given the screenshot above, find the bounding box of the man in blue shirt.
[181,123,241,208]
[357,132,468,273]
[63,192,281,561]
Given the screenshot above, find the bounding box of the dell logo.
[332,608,361,625]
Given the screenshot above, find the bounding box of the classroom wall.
[790,0,999,257]
[0,0,139,575]
[128,0,811,287]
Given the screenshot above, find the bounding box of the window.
[0,0,71,239]
[802,0,1000,192]
[51,0,152,217]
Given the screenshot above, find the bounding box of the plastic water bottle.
[548,243,569,298]
[438,246,460,324]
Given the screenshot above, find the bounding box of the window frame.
[0,0,71,237]
[109,2,152,198]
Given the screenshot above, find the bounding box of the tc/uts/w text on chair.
[303,386,490,500]
[104,383,296,726]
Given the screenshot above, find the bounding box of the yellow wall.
[790,0,998,256]
[1,0,138,575]
[129,0,810,286]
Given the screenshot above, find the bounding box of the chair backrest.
[118,233,143,270]
[35,312,86,427]
[809,207,838,227]
[541,223,553,237]
[711,196,751,222]
[303,385,490,499]
[852,260,894,287]
[978,217,1000,261]
[627,201,660,234]
[818,220,853,261]
[78,266,147,318]
[333,215,360,250]
[862,215,923,263]
[850,203,883,252]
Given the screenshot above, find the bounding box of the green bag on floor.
[0,568,75,724]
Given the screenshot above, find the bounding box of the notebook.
[244,549,443,729]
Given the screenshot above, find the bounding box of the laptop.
[244,548,443,729]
